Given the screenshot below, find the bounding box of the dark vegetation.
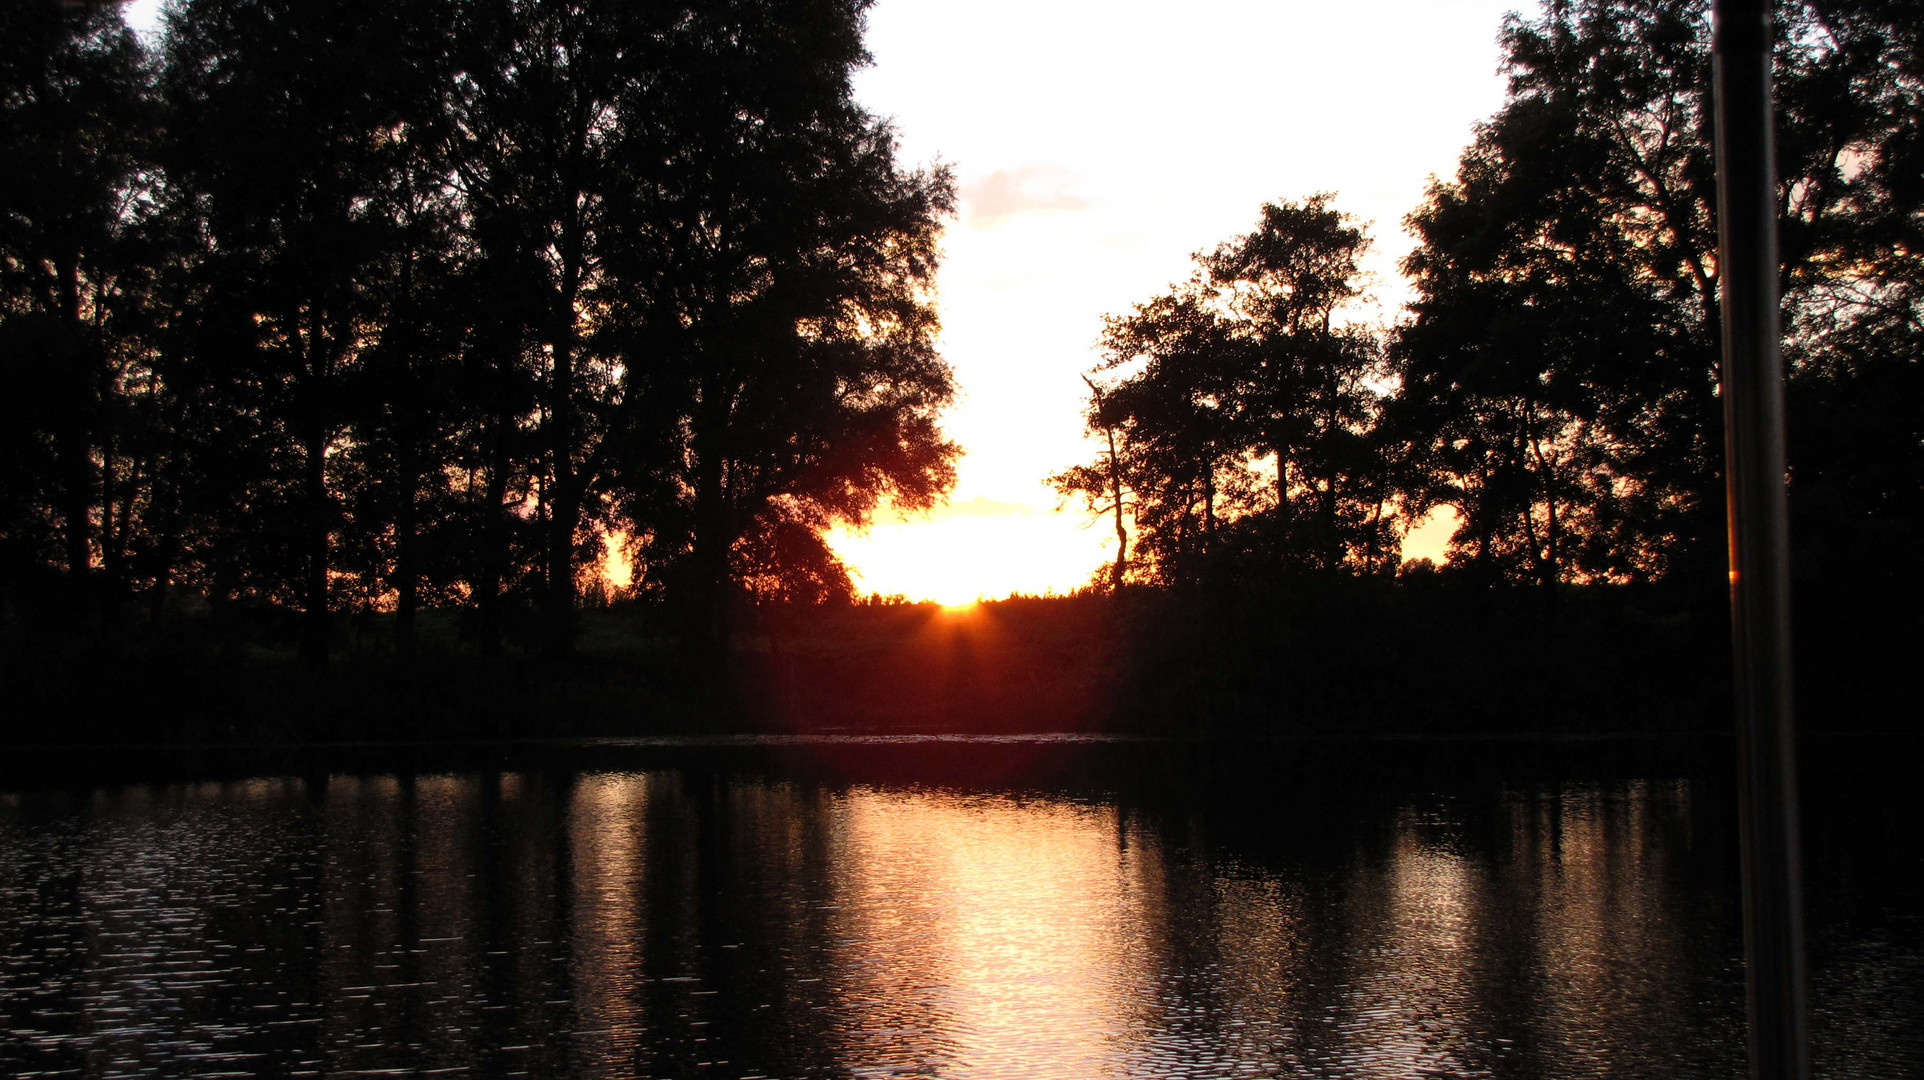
[1050,0,1918,735]
[2,0,1917,746]
[2,0,955,673]
[5,576,1900,746]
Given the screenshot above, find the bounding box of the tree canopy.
[0,0,955,661]
[1055,196,1398,584]
[5,0,1918,672]
[1060,0,1920,598]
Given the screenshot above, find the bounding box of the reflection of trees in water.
[12,766,1917,1078]
[1327,823,1488,1076]
[1499,782,1743,1076]
[625,772,849,1078]
[317,772,577,1074]
[1104,779,1745,1078]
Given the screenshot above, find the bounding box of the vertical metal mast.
[1710,1,1809,1077]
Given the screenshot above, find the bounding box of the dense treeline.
[1057,0,1920,602]
[1,0,955,663]
[4,0,1916,742]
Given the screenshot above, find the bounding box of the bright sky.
[124,0,1521,605]
[831,0,1521,602]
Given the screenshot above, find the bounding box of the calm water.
[1,737,1918,1079]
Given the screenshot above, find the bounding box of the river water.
[1,736,1918,1079]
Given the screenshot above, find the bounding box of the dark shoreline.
[6,580,1909,761]
[4,728,1911,796]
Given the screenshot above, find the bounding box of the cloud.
[960,165,1090,228]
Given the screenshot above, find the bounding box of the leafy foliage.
[0,0,954,661]
[1065,0,1921,602]
[0,1,154,584]
[1394,0,1921,588]
[1056,196,1399,584]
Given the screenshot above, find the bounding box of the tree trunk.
[55,258,93,591]
[394,453,419,655]
[147,494,179,624]
[541,479,579,659]
[1275,445,1289,522]
[57,410,92,584]
[540,272,581,659]
[1083,377,1129,591]
[1364,479,1387,574]
[687,434,732,663]
[476,429,510,658]
[393,235,422,655]
[1106,424,1127,591]
[1322,481,1340,572]
[297,305,332,670]
[1203,465,1216,551]
[299,419,331,669]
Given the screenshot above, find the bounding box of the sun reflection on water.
[567,772,650,1071]
[823,789,1162,1077]
[3,764,1898,1079]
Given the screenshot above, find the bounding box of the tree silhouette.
[1202,196,1394,572]
[1058,197,1396,584]
[1051,375,1133,591]
[0,0,153,600]
[444,0,956,656]
[585,0,957,654]
[5,0,1916,707]
[1394,0,1922,589]
[441,0,655,657]
[161,0,456,663]
[1772,0,1924,592]
[340,53,469,653]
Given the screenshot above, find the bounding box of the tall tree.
[603,1,959,649]
[340,4,466,652]
[1394,0,1923,588]
[162,0,452,663]
[631,51,958,648]
[1204,196,1394,572]
[0,0,154,598]
[445,0,652,657]
[1773,0,1924,590]
[1075,286,1247,584]
[1052,375,1133,590]
[1058,197,1395,585]
[443,0,956,657]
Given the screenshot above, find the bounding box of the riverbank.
[2,578,1908,747]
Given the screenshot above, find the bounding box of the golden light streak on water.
[567,772,650,1070]
[3,760,1908,1078]
[824,789,1163,1077]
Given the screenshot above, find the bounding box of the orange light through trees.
[825,500,1115,605]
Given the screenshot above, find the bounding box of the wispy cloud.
[960,165,1090,228]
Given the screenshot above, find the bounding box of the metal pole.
[1710,2,1809,1078]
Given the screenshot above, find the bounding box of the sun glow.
[828,494,1455,604]
[819,0,1511,604]
[824,789,1160,1074]
[825,497,1115,604]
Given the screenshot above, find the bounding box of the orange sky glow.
[121,0,1511,605]
[821,0,1515,602]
